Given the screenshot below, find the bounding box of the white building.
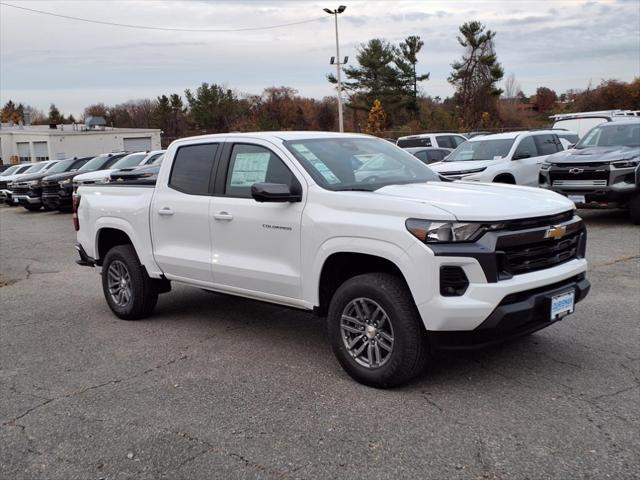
[0,121,162,164]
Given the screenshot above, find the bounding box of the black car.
[540,119,640,223]
[42,153,128,211]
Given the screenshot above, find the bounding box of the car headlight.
[96,177,110,184]
[540,162,552,170]
[60,178,72,185]
[611,158,639,168]
[406,219,503,243]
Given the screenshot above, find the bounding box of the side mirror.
[568,144,576,149]
[513,152,531,160]
[251,182,302,203]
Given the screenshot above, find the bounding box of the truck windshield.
[78,155,110,172]
[1,165,20,176]
[45,158,77,174]
[445,139,515,161]
[575,123,640,148]
[112,153,147,168]
[284,137,439,191]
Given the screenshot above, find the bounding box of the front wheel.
[628,193,640,225]
[327,273,429,388]
[101,245,158,320]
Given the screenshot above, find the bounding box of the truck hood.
[43,170,81,183]
[547,145,639,164]
[10,171,51,183]
[373,181,574,221]
[74,169,117,183]
[429,158,503,173]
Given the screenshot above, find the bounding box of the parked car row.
[0,150,164,212]
[400,119,640,223]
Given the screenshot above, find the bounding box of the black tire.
[327,273,429,388]
[628,193,640,225]
[23,204,42,211]
[101,244,158,320]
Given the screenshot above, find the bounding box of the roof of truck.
[172,131,374,144]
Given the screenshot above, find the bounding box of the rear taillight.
[72,193,81,231]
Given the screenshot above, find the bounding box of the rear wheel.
[628,193,640,225]
[102,245,158,320]
[327,273,429,388]
[493,174,515,184]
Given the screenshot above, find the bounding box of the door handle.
[158,207,174,216]
[213,211,233,221]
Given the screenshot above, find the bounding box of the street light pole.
[324,6,347,132]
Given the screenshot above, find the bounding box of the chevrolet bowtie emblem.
[545,225,567,239]
[569,168,584,174]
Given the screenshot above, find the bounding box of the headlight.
[612,159,639,168]
[27,180,40,187]
[406,219,503,243]
[540,162,552,170]
[60,178,72,185]
[96,177,110,184]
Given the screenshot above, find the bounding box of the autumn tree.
[366,99,387,135]
[534,87,558,112]
[396,35,430,114]
[83,103,109,120]
[448,21,504,127]
[1,100,24,123]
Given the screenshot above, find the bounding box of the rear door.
[150,142,220,283]
[209,140,305,299]
[511,135,543,186]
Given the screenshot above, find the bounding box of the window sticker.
[291,144,340,184]
[230,152,270,187]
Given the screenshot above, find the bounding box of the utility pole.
[323,6,347,132]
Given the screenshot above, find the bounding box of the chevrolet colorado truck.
[75,132,590,387]
[540,119,640,224]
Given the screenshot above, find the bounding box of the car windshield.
[25,163,47,173]
[445,139,515,161]
[78,155,109,172]
[45,159,77,174]
[576,123,640,148]
[284,137,439,191]
[1,165,19,176]
[111,153,147,169]
[152,154,164,165]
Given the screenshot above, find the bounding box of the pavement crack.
[590,385,638,401]
[591,254,640,270]
[3,398,54,426]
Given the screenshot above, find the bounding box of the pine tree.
[366,99,386,135]
[448,21,504,127]
[396,35,430,115]
[48,103,63,124]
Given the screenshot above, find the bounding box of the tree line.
[2,20,639,142]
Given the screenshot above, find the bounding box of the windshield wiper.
[334,187,376,192]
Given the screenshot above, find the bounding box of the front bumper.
[429,273,590,350]
[14,194,42,205]
[540,163,638,205]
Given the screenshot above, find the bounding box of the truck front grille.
[500,231,581,276]
[42,183,60,196]
[549,169,609,183]
[552,179,608,187]
[12,185,29,195]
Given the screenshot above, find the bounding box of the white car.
[73,151,165,185]
[430,131,565,186]
[396,132,467,149]
[550,110,636,138]
[75,132,589,388]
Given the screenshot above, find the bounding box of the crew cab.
[430,131,565,185]
[76,132,590,387]
[540,119,640,223]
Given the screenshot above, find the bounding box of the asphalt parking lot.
[1,205,638,480]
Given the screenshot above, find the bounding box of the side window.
[513,136,538,159]
[534,134,562,155]
[436,136,453,149]
[451,135,466,147]
[425,150,443,162]
[413,151,428,163]
[225,144,296,198]
[169,143,218,195]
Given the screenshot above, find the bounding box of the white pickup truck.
[75,132,590,387]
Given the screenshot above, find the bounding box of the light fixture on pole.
[323,5,347,132]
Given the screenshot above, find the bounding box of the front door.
[511,135,543,186]
[150,142,219,283]
[210,141,305,300]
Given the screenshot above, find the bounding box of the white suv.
[430,131,564,186]
[396,132,467,149]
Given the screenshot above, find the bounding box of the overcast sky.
[1,0,638,116]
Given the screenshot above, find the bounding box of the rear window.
[397,137,432,148]
[169,144,218,195]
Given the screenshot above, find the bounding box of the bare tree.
[504,73,521,103]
